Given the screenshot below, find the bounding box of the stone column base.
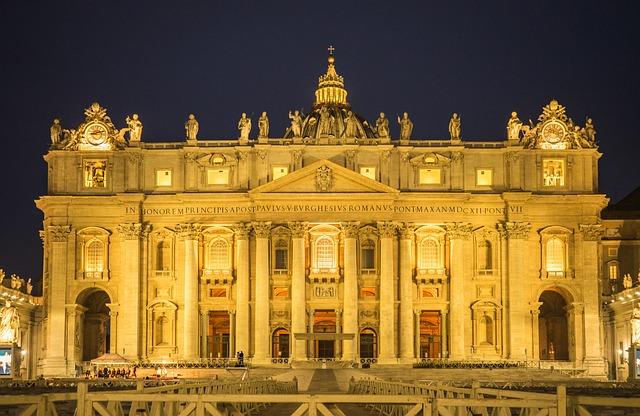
[39,358,75,378]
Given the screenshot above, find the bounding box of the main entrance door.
[313,310,336,358]
[207,311,230,358]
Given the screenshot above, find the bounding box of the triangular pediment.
[249,159,399,194]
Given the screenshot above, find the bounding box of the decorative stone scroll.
[117,223,147,240]
[341,222,360,239]
[579,224,604,241]
[445,222,473,239]
[288,221,308,238]
[252,221,272,238]
[499,221,531,240]
[398,223,415,240]
[128,153,144,165]
[49,225,71,243]
[233,223,251,240]
[377,221,396,238]
[175,223,202,240]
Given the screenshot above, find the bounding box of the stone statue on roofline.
[507,111,522,141]
[185,114,199,140]
[449,113,461,140]
[376,112,390,139]
[237,113,251,142]
[258,112,269,138]
[50,119,62,144]
[125,114,143,142]
[289,110,303,137]
[398,112,413,140]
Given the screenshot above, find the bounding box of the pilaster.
[445,222,472,359]
[341,222,359,361]
[234,223,251,355]
[499,221,531,359]
[289,221,308,362]
[176,223,201,359]
[377,221,396,362]
[252,221,271,363]
[399,223,415,361]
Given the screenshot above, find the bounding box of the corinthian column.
[398,223,415,362]
[341,222,359,361]
[499,221,531,359]
[289,221,308,362]
[177,223,201,359]
[252,221,271,363]
[579,224,605,372]
[234,223,251,356]
[377,221,396,363]
[445,222,473,359]
[44,225,71,377]
[118,223,148,360]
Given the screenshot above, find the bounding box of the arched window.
[477,240,492,270]
[209,238,229,270]
[155,316,169,346]
[316,236,334,269]
[156,241,171,271]
[361,239,376,270]
[420,238,439,269]
[86,239,104,278]
[546,238,565,273]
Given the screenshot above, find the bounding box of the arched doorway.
[538,290,569,360]
[78,289,111,361]
[359,328,377,360]
[272,328,289,359]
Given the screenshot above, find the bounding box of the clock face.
[542,121,565,144]
[85,123,108,145]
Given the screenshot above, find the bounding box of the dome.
[283,50,379,142]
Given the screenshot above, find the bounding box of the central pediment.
[248,159,399,194]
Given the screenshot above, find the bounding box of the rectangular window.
[543,159,565,187]
[84,160,107,188]
[207,168,229,185]
[608,263,619,280]
[360,167,376,180]
[361,287,377,298]
[361,248,375,269]
[209,288,227,298]
[419,168,441,184]
[275,249,288,270]
[607,248,618,257]
[156,169,172,187]
[272,166,289,180]
[476,169,493,186]
[273,287,289,298]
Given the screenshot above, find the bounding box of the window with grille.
[316,236,334,269]
[420,238,439,269]
[85,240,104,278]
[361,239,376,270]
[209,238,229,270]
[546,238,565,272]
[156,241,171,271]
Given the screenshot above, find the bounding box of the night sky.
[1,1,639,286]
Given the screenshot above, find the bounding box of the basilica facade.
[36,53,611,378]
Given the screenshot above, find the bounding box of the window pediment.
[410,152,451,168]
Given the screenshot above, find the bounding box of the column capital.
[413,309,421,317]
[288,221,308,238]
[498,221,531,240]
[445,222,473,239]
[579,224,604,241]
[252,221,272,238]
[234,223,251,240]
[341,222,360,238]
[377,221,396,238]
[176,223,202,240]
[117,223,149,240]
[566,302,584,315]
[398,223,415,240]
[48,225,71,243]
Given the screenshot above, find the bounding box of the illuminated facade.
[37,53,612,378]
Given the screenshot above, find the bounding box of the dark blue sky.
[1,1,639,284]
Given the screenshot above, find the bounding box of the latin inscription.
[125,204,523,216]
